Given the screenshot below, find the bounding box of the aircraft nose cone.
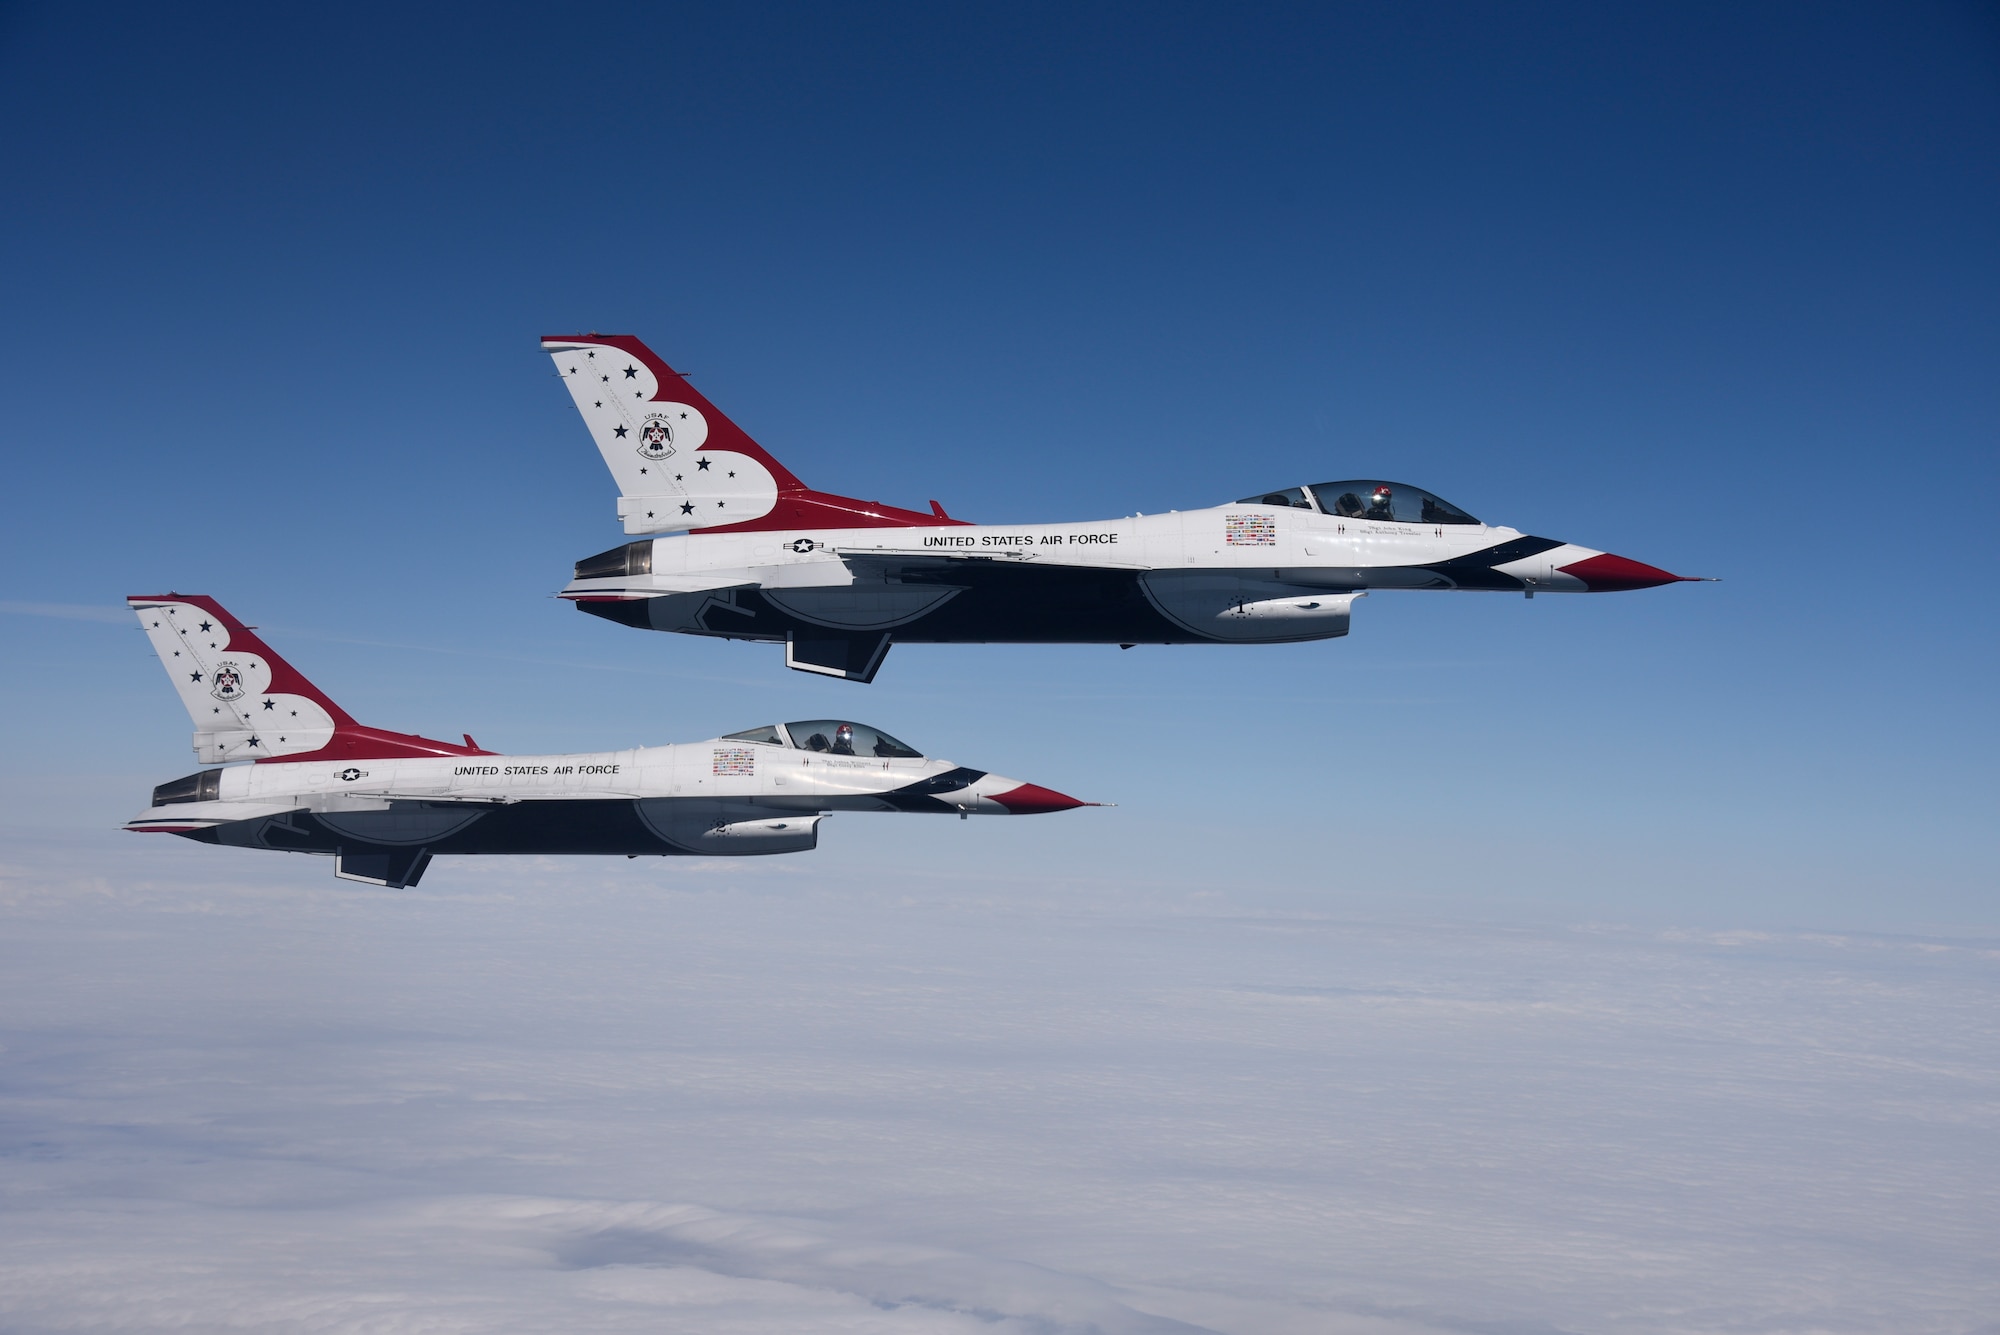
[1557,551,1693,592]
[987,782,1089,814]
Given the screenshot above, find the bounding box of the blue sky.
[2,1,1995,925]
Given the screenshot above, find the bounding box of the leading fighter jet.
[126,594,1090,888]
[546,334,1704,682]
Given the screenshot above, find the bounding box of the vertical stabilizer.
[542,333,797,534]
[541,333,966,536]
[128,595,494,764]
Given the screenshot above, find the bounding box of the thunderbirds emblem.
[210,661,247,702]
[636,414,677,463]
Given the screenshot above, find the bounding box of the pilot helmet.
[835,723,855,746]
[1371,485,1393,507]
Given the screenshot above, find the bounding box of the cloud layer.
[1,841,1995,1333]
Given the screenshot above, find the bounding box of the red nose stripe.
[989,783,1087,814]
[1558,552,1691,592]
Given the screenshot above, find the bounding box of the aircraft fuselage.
[542,333,1700,681]
[126,594,1089,887]
[564,505,1668,651]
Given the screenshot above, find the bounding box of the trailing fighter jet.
[125,594,1091,888]
[546,334,1705,683]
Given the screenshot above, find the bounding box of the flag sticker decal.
[1225,514,1276,545]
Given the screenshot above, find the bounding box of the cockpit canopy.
[721,721,924,759]
[1235,480,1481,526]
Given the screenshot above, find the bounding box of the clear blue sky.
[2,1,1994,926]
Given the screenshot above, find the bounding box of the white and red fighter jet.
[125,594,1091,888]
[546,334,1706,683]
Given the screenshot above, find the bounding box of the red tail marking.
[540,334,974,533]
[127,594,497,764]
[711,490,968,533]
[541,333,806,490]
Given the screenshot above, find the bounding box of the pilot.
[832,723,857,755]
[1366,485,1395,520]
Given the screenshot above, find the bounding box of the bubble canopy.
[720,722,924,759]
[1235,480,1481,526]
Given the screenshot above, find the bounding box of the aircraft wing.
[320,790,644,806]
[831,546,1147,574]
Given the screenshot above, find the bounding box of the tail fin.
[541,333,967,536]
[128,595,493,765]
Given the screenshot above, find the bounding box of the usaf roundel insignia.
[210,661,247,702]
[636,413,677,463]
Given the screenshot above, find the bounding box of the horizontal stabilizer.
[561,571,760,601]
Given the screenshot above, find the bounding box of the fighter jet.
[546,334,1704,682]
[125,594,1091,888]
